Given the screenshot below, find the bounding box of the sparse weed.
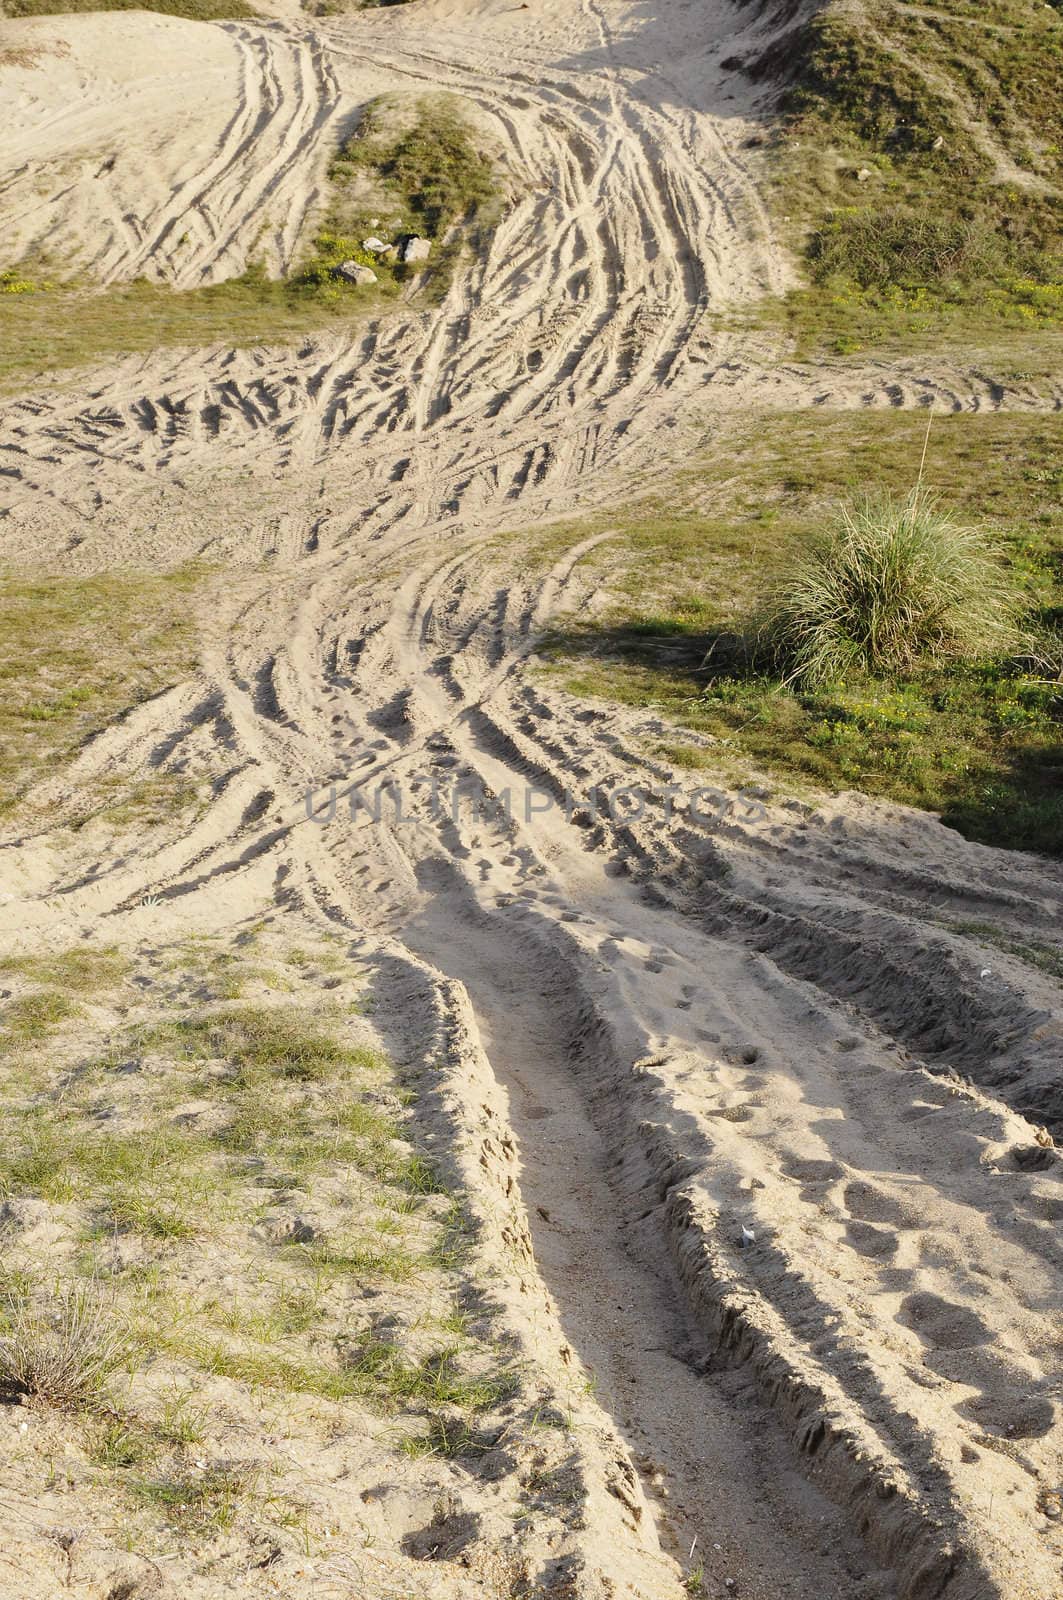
[398,1410,486,1460]
[131,1463,255,1532]
[0,946,127,992]
[0,569,203,815]
[158,1391,208,1447]
[92,1417,154,1470]
[0,990,80,1051]
[0,1279,131,1407]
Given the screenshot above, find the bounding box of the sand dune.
[0,0,1060,1595]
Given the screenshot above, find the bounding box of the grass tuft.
[0,947,127,992]
[759,487,1023,685]
[0,1280,130,1407]
[0,990,81,1052]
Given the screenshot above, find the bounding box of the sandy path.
[1,0,1061,1595]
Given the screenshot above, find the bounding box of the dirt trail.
[1,0,1062,1595]
[404,872,890,1600]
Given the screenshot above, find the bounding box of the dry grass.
[0,567,205,816]
[0,936,543,1581]
[0,1278,130,1406]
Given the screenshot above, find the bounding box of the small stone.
[401,236,432,264]
[1038,1489,1063,1520]
[362,237,389,253]
[334,261,377,285]
[855,167,874,183]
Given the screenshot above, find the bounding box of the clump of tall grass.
[760,489,1023,686]
[0,1279,130,1407]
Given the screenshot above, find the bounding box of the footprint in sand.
[783,1158,846,1185]
[960,1390,1056,1442]
[900,1291,992,1351]
[723,1044,760,1066]
[843,1180,921,1230]
[845,1221,899,1260]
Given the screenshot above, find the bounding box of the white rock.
[401,236,432,264]
[362,237,389,253]
[335,260,377,285]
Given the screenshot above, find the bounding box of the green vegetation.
[0,990,81,1052]
[181,1330,512,1411]
[944,921,1063,982]
[298,94,500,299]
[539,412,1062,854]
[0,946,128,991]
[128,1463,255,1533]
[3,0,254,18]
[0,568,204,815]
[759,488,1022,684]
[743,0,1063,354]
[0,271,366,391]
[0,98,499,386]
[0,940,519,1560]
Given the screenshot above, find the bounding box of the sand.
[0,0,1060,1596]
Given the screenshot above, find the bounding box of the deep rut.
[402,871,888,1600]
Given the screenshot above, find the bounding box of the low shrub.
[759,489,1023,685]
[0,1281,130,1407]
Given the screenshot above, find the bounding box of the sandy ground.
[1,1,1061,1597]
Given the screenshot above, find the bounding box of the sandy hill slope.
[0,2,1060,1598]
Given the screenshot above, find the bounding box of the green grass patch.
[0,270,375,391]
[0,568,204,815]
[297,94,501,299]
[129,1463,255,1532]
[0,951,519,1549]
[539,411,1062,854]
[155,1005,385,1081]
[0,946,128,992]
[740,0,1063,353]
[0,990,81,1052]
